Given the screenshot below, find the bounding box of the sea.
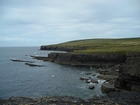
[0,47,105,99]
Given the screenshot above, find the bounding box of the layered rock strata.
[33,53,126,68]
[32,52,140,92]
[115,53,140,92]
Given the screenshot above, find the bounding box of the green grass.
[44,38,140,54]
[74,46,140,54]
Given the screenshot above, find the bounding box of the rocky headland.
[35,48,140,92]
[2,38,140,105]
[24,46,140,104]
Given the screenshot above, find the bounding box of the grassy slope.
[47,38,140,54]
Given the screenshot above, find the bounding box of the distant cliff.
[40,46,86,52]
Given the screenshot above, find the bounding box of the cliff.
[34,52,126,67]
[115,53,140,92]
[33,51,140,92]
[39,38,140,92]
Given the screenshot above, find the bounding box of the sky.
[0,0,140,47]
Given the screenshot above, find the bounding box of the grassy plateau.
[44,38,140,54]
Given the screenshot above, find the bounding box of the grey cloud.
[0,0,140,46]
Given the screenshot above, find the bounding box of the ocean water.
[0,47,104,99]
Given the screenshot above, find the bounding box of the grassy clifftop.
[42,38,140,54]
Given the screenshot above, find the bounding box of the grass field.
[46,38,140,54]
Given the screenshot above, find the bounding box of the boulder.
[86,79,91,83]
[79,77,85,80]
[101,82,116,93]
[85,73,92,75]
[89,85,95,89]
[91,79,98,84]
[92,74,96,76]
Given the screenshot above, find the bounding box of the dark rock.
[31,56,48,61]
[89,85,95,89]
[115,69,119,72]
[91,79,98,84]
[97,75,118,81]
[97,68,120,76]
[10,59,34,63]
[1,93,140,105]
[92,74,96,76]
[101,82,116,93]
[115,74,140,91]
[40,45,86,52]
[79,77,85,80]
[107,91,140,105]
[85,72,92,75]
[115,53,140,92]
[84,77,90,81]
[34,52,126,68]
[25,63,44,67]
[86,79,91,83]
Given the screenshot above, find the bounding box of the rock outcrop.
[89,85,95,89]
[115,53,140,92]
[25,63,44,67]
[32,51,140,92]
[101,82,116,93]
[33,52,126,68]
[44,53,140,92]
[10,59,34,63]
[97,75,118,85]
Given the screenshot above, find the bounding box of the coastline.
[32,51,140,92]
[1,45,140,105]
[33,52,126,67]
[1,92,140,105]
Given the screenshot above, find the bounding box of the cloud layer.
[0,0,140,46]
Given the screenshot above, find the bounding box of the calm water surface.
[0,47,104,99]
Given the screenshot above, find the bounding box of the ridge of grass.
[43,38,140,54]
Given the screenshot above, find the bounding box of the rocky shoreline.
[10,58,44,67]
[32,51,140,91]
[1,91,140,105]
[3,48,140,105]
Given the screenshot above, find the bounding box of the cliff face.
[42,52,126,67]
[34,50,140,92]
[40,46,86,52]
[48,52,140,92]
[115,53,140,92]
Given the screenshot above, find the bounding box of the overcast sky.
[0,0,140,47]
